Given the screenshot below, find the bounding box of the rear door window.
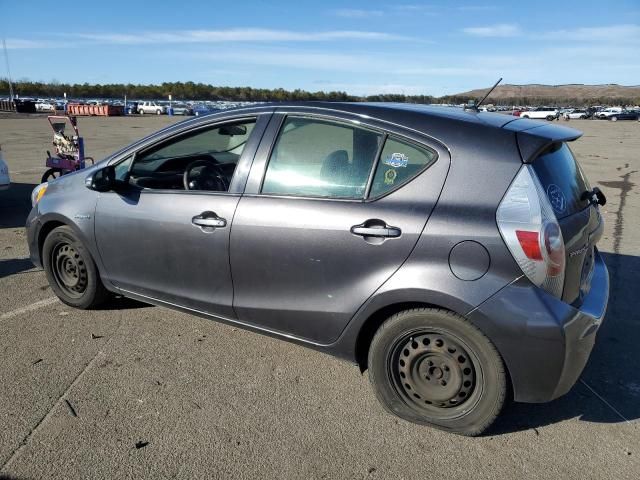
[532,142,591,218]
[369,136,437,198]
[261,117,383,199]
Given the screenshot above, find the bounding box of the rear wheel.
[546,115,555,121]
[43,226,109,309]
[140,109,145,115]
[41,168,62,183]
[522,115,529,118]
[610,116,618,122]
[368,308,507,436]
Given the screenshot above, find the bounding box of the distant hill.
[455,84,640,105]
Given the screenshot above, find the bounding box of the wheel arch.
[36,213,105,280]
[38,218,67,264]
[347,290,515,401]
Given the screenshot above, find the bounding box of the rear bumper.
[469,249,609,403]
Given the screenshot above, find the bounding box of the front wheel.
[610,116,618,122]
[42,225,109,309]
[522,115,529,118]
[156,109,162,115]
[368,308,507,436]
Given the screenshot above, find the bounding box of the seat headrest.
[320,150,349,180]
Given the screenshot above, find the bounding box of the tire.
[368,308,507,436]
[522,115,529,118]
[42,225,109,309]
[156,109,162,115]
[140,109,145,115]
[610,116,618,122]
[580,115,586,119]
[546,115,554,121]
[41,168,62,183]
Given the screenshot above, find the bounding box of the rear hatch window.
[531,143,591,219]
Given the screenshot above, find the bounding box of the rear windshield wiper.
[581,187,606,206]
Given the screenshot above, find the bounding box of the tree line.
[1,79,638,106]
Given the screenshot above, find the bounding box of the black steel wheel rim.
[51,242,88,298]
[388,329,481,418]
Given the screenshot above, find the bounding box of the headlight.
[31,183,48,207]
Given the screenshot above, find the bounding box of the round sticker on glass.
[547,184,566,214]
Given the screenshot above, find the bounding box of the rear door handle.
[192,211,227,229]
[351,222,401,238]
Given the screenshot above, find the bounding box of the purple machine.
[42,115,94,183]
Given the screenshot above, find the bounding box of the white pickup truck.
[519,107,559,121]
[137,101,165,115]
[595,107,622,119]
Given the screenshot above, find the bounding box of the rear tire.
[522,115,529,118]
[610,116,618,122]
[42,226,109,309]
[41,168,62,183]
[368,308,507,436]
[140,109,145,115]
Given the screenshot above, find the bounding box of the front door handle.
[351,221,401,238]
[192,211,227,229]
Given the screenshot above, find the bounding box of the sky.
[2,0,639,97]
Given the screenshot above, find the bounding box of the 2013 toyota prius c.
[27,103,609,436]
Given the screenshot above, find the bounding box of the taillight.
[497,165,566,298]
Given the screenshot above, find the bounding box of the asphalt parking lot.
[0,113,638,479]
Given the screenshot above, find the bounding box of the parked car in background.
[0,145,10,190]
[595,107,623,119]
[563,109,589,120]
[35,100,55,113]
[607,110,639,122]
[137,101,165,115]
[171,103,194,115]
[27,103,609,436]
[519,107,559,121]
[125,101,139,115]
[192,103,216,116]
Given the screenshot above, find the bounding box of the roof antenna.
[465,77,502,111]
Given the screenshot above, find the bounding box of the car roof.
[109,101,581,164]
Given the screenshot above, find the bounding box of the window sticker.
[547,184,567,214]
[384,169,397,185]
[383,152,409,168]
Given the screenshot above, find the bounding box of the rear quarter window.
[369,137,437,198]
[532,143,591,218]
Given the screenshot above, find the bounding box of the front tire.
[42,226,109,309]
[610,116,618,122]
[368,308,507,436]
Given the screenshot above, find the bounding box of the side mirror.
[85,165,115,192]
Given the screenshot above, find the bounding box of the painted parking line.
[580,379,632,425]
[0,297,58,320]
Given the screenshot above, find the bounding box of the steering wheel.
[183,159,229,191]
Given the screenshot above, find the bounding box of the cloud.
[545,24,640,42]
[4,39,58,49]
[462,23,521,37]
[331,9,383,18]
[70,28,408,45]
[392,4,439,15]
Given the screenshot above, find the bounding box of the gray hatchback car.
[27,103,609,435]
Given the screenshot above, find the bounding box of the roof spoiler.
[510,123,582,163]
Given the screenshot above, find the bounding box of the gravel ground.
[0,113,638,480]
